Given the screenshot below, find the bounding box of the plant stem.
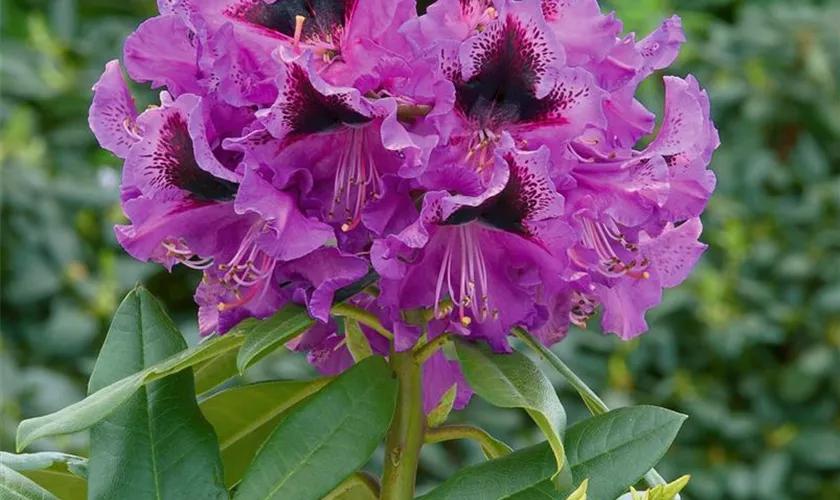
[513,327,682,498]
[380,348,425,500]
[331,303,393,339]
[424,424,512,459]
[413,333,452,365]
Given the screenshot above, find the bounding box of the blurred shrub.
[2,0,839,498]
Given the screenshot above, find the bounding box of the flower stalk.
[424,424,512,459]
[380,347,426,500]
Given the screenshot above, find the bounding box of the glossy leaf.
[235,304,314,373]
[234,357,397,500]
[455,341,570,486]
[419,406,686,500]
[200,379,330,487]
[86,286,227,500]
[0,464,59,500]
[15,330,244,451]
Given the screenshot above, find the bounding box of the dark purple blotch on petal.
[280,64,371,136]
[144,113,238,201]
[455,14,555,126]
[445,151,557,237]
[224,0,355,41]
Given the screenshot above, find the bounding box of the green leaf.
[234,357,397,500]
[86,286,227,500]
[0,464,59,500]
[235,304,314,373]
[455,341,570,487]
[0,451,88,478]
[563,406,686,500]
[15,329,244,451]
[344,319,373,362]
[416,440,557,500]
[194,348,240,395]
[418,406,686,500]
[200,379,331,487]
[323,473,380,500]
[427,384,457,428]
[1,452,88,500]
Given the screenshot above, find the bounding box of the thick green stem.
[424,424,512,459]
[514,327,682,498]
[380,349,425,500]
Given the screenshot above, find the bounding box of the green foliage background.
[1,0,839,498]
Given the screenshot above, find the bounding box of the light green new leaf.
[418,406,686,500]
[344,319,373,362]
[234,357,397,500]
[19,469,87,500]
[1,464,59,500]
[455,341,570,488]
[15,329,244,451]
[200,379,330,487]
[86,286,227,500]
[235,304,314,373]
[565,479,589,500]
[427,384,458,428]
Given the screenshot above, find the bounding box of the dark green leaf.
[200,379,330,487]
[15,330,244,451]
[86,286,227,500]
[235,304,314,373]
[455,341,569,486]
[234,357,397,500]
[419,406,686,500]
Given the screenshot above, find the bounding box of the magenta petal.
[541,0,622,67]
[276,248,369,323]
[422,350,472,413]
[123,15,202,96]
[88,60,139,159]
[641,218,707,288]
[234,168,334,261]
[596,276,662,340]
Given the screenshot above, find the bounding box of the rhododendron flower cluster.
[90,0,717,413]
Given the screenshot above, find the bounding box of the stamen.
[293,15,306,47]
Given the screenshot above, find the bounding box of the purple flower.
[167,0,417,86]
[229,51,435,241]
[563,75,718,339]
[408,0,606,181]
[374,135,573,350]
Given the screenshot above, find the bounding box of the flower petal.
[88,60,139,159]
